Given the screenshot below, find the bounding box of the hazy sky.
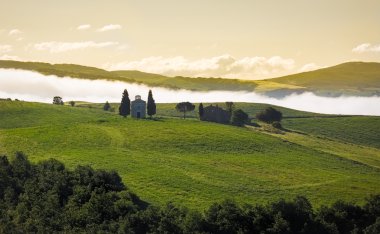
[1,0,380,79]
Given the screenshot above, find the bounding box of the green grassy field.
[270,62,380,96]
[0,100,379,210]
[282,116,380,149]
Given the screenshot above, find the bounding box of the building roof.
[132,95,146,103]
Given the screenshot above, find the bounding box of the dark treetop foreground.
[1,153,380,233]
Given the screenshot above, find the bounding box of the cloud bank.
[33,41,119,53]
[104,54,297,80]
[1,69,379,116]
[352,43,380,53]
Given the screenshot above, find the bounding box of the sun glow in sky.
[1,0,380,79]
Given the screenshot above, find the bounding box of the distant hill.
[269,62,380,96]
[1,60,379,97]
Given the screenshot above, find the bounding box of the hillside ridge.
[1,60,379,97]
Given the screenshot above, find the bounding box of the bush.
[256,107,282,123]
[69,101,75,107]
[232,109,249,126]
[103,101,111,111]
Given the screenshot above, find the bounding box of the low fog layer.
[1,69,379,116]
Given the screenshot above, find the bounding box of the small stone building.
[201,105,231,124]
[131,95,146,118]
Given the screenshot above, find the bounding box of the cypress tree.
[119,89,130,117]
[147,90,156,118]
[199,103,204,120]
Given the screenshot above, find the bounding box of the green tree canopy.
[0,153,379,233]
[232,109,249,126]
[175,102,195,119]
[256,107,283,123]
[53,96,63,105]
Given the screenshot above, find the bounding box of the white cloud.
[298,63,322,73]
[103,54,296,79]
[97,24,122,32]
[8,29,22,36]
[0,44,13,53]
[77,24,91,30]
[352,43,380,53]
[33,41,119,53]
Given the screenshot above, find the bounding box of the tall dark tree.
[175,102,195,119]
[119,89,130,117]
[147,90,156,118]
[103,101,111,111]
[198,103,204,120]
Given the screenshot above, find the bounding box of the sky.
[1,0,380,80]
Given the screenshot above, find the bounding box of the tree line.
[176,101,283,128]
[1,153,379,233]
[53,93,282,127]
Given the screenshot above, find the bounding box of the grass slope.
[1,100,379,210]
[282,116,380,149]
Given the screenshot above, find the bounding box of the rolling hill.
[0,100,379,210]
[1,60,379,97]
[269,62,380,96]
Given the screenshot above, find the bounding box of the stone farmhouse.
[201,105,231,124]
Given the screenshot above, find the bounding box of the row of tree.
[1,153,379,233]
[176,102,249,126]
[54,95,281,127]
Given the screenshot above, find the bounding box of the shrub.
[232,109,249,126]
[272,121,282,129]
[103,101,111,111]
[69,101,75,107]
[256,107,282,123]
